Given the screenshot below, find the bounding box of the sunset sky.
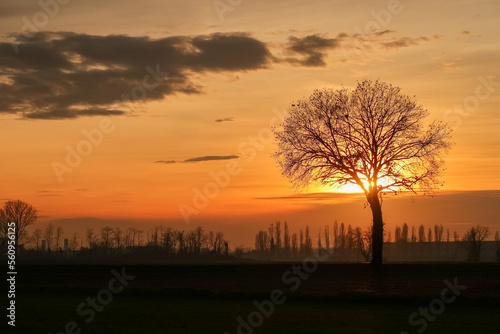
[1,0,499,246]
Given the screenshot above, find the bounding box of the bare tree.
[462,225,489,262]
[113,227,123,250]
[69,232,79,253]
[339,222,346,249]
[274,80,452,265]
[291,233,298,258]
[32,229,43,251]
[275,221,282,256]
[44,223,55,252]
[101,226,114,249]
[55,226,64,251]
[0,200,38,246]
[355,226,372,262]
[324,224,330,252]
[163,227,175,254]
[283,222,291,258]
[193,226,206,254]
[86,228,97,249]
[255,230,269,254]
[304,226,312,256]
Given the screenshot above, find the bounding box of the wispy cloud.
[381,36,433,49]
[155,155,239,164]
[215,117,235,123]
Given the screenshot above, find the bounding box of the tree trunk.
[369,193,384,267]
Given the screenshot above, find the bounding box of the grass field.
[9,262,500,334]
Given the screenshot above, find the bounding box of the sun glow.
[335,177,396,193]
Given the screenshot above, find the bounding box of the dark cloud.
[215,117,235,123]
[154,160,178,164]
[1,30,438,120]
[374,29,396,36]
[1,32,272,119]
[185,155,239,162]
[282,34,341,67]
[155,155,239,164]
[381,36,431,49]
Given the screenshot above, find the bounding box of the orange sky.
[1,0,499,246]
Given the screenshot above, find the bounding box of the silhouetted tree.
[275,221,282,256]
[324,224,330,252]
[299,229,304,256]
[113,227,123,250]
[291,233,298,258]
[69,232,79,253]
[268,223,275,257]
[411,226,417,243]
[462,225,489,262]
[55,226,64,251]
[32,229,42,251]
[101,226,113,249]
[355,226,372,262]
[44,223,55,252]
[274,80,452,265]
[418,225,426,242]
[283,222,291,258]
[0,199,38,246]
[86,228,98,249]
[339,222,346,249]
[304,226,313,256]
[255,230,269,253]
[163,227,175,254]
[317,228,323,250]
[402,223,409,243]
[395,226,402,242]
[333,220,339,250]
[434,224,444,243]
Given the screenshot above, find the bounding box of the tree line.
[25,224,231,258]
[254,221,498,262]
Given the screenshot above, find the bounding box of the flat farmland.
[10,263,500,334]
